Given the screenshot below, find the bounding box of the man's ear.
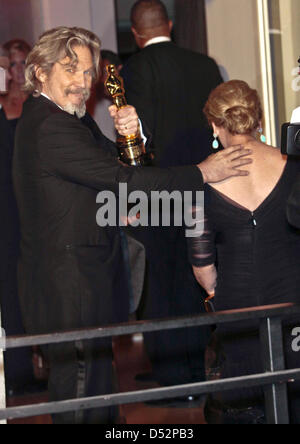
[168,20,173,33]
[131,27,138,40]
[35,66,47,84]
[131,27,144,48]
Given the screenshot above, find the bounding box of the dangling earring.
[258,127,266,143]
[212,133,219,150]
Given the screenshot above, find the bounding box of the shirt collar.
[40,92,63,110]
[144,36,172,48]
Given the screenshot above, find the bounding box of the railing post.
[260,317,289,424]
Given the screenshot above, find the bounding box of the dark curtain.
[174,0,208,54]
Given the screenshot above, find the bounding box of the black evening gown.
[0,108,35,394]
[188,157,300,423]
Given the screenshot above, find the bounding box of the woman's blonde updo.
[204,80,263,135]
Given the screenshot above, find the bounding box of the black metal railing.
[0,303,300,424]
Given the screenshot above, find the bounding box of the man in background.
[86,49,123,141]
[121,0,223,393]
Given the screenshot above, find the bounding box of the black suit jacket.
[13,95,203,334]
[121,42,223,167]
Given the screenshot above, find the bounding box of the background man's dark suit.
[13,94,204,423]
[121,41,223,387]
[122,42,223,166]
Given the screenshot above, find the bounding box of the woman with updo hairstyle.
[204,80,263,137]
[188,80,300,423]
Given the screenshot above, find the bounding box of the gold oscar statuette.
[105,64,151,166]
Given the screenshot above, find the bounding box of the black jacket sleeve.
[38,113,204,196]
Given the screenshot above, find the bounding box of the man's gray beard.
[62,102,87,119]
[62,89,90,119]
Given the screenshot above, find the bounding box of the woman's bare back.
[210,142,287,212]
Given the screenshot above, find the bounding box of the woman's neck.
[223,133,256,148]
[7,82,27,102]
[1,83,28,119]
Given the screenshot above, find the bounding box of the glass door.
[261,0,300,145]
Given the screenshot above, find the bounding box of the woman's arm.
[192,263,217,297]
[187,202,217,297]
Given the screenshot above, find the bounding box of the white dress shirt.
[144,36,172,48]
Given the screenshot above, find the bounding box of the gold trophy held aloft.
[105,64,151,166]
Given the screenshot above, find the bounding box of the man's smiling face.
[38,45,94,118]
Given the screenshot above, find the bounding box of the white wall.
[41,0,92,30]
[0,0,118,62]
[5,0,119,51]
[0,0,36,46]
[38,0,118,52]
[205,0,261,94]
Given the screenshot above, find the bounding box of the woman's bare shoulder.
[211,143,286,194]
[255,143,287,166]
